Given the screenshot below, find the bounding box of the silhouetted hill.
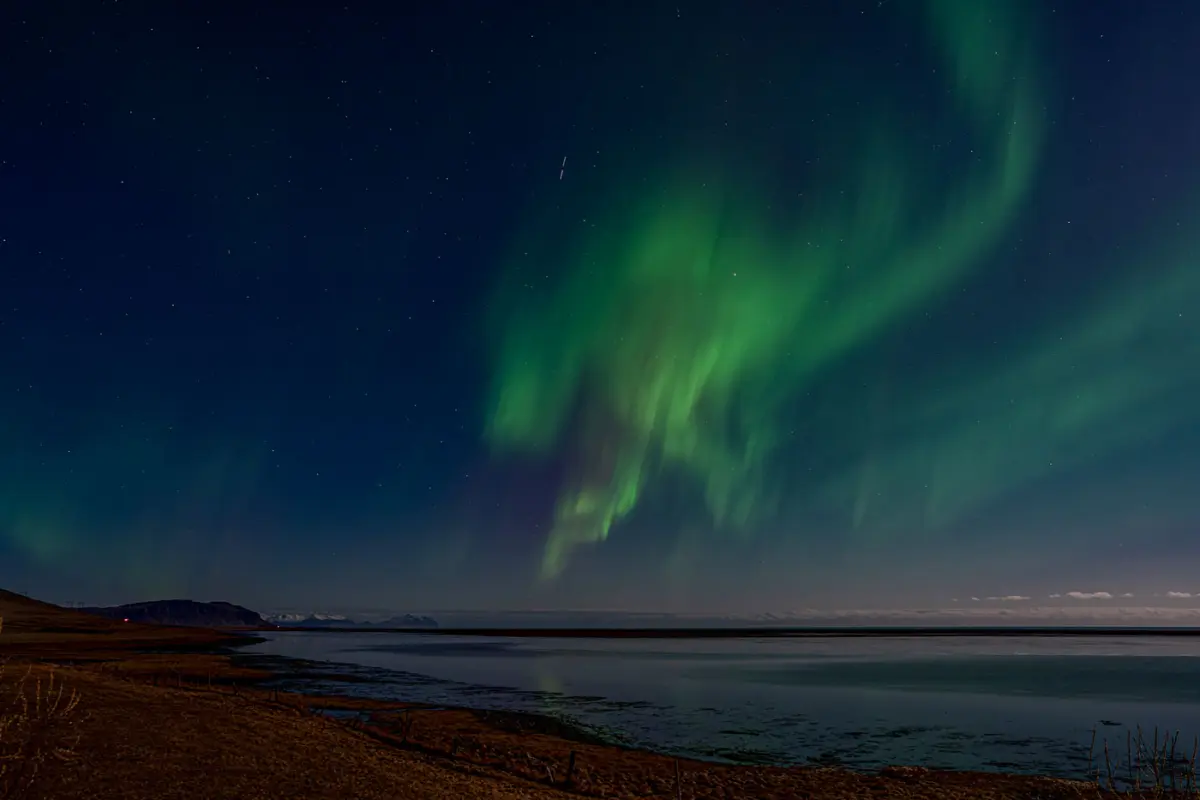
[0,588,122,634]
[79,599,264,627]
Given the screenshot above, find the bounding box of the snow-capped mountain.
[262,611,438,628]
[263,612,350,624]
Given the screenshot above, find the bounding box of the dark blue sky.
[3,0,1199,615]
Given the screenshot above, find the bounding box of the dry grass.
[31,667,575,800]
[0,660,82,800]
[1085,724,1200,797]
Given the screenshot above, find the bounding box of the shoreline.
[186,645,1106,798]
[230,651,632,748]
[237,633,1200,782]
[5,635,1113,799]
[0,595,1185,798]
[225,640,1136,797]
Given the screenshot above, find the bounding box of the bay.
[244,631,1200,778]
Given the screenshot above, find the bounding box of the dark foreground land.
[0,590,1185,799]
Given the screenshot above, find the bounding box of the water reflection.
[246,632,1200,776]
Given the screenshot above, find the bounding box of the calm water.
[245,632,1200,777]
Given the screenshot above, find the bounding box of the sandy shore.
[0,590,1157,799]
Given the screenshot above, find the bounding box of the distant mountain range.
[264,612,439,629]
[76,601,440,629]
[80,599,264,628]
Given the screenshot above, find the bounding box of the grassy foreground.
[0,590,1191,799]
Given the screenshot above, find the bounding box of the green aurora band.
[487,0,1045,579]
[826,212,1200,540]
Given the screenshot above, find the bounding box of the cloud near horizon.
[968,592,1139,602]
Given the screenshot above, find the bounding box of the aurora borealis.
[2,0,1199,612]
[488,0,1042,578]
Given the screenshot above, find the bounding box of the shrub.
[0,661,82,800]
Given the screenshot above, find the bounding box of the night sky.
[3,0,1199,615]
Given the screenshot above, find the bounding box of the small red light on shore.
[123,618,129,623]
